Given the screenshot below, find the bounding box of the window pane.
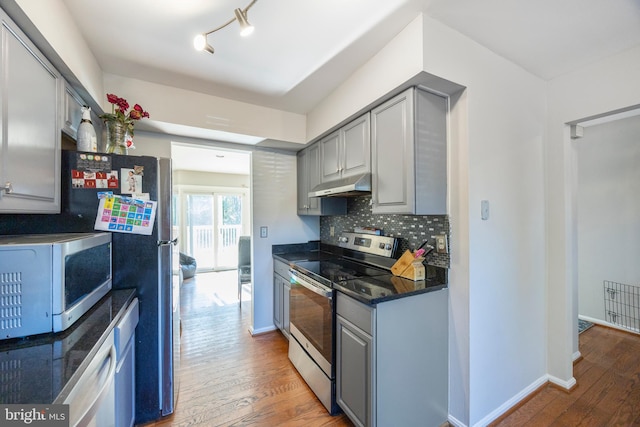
[222,195,241,225]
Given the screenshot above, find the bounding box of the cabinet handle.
[0,182,12,198]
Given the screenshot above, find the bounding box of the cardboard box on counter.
[391,250,425,281]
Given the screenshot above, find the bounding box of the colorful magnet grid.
[99,197,153,232]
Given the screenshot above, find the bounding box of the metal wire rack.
[603,280,640,333]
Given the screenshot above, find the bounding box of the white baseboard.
[548,374,577,390]
[572,350,582,361]
[249,324,277,335]
[447,414,466,427]
[472,375,549,427]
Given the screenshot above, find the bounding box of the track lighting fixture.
[194,0,257,55]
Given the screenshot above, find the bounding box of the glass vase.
[104,120,128,155]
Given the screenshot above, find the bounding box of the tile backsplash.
[319,196,450,268]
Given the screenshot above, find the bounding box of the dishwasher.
[63,329,117,427]
[61,297,139,427]
[114,298,139,427]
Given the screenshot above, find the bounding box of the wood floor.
[141,270,640,427]
[491,324,640,426]
[141,270,353,427]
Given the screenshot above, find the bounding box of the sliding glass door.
[185,192,244,271]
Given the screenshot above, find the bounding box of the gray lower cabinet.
[297,143,346,216]
[0,8,62,213]
[336,310,373,427]
[336,290,449,427]
[273,259,290,338]
[371,87,447,215]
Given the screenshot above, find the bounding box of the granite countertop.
[273,243,447,305]
[0,288,136,404]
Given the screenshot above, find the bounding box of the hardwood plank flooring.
[140,270,640,426]
[141,270,353,427]
[491,325,640,426]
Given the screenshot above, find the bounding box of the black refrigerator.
[0,150,180,424]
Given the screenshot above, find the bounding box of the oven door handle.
[289,270,332,298]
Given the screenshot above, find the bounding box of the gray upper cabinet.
[63,83,103,151]
[320,113,370,183]
[297,143,346,216]
[371,88,447,215]
[0,9,62,213]
[63,83,83,140]
[297,144,320,215]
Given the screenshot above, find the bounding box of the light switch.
[481,200,490,220]
[260,226,268,238]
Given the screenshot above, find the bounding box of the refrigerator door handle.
[157,238,178,247]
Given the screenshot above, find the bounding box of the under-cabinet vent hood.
[309,173,371,198]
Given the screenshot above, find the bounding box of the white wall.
[250,151,319,333]
[546,44,640,383]
[307,14,547,427]
[103,74,307,144]
[14,0,104,107]
[173,170,249,189]
[577,115,640,322]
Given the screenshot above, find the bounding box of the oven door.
[288,270,334,378]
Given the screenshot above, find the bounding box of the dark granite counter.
[273,243,447,305]
[0,288,136,404]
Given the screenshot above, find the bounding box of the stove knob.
[378,243,385,249]
[339,236,349,243]
[385,243,392,250]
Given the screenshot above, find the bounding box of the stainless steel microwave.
[0,232,112,340]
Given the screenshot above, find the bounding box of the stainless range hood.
[309,173,371,197]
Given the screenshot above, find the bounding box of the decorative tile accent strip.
[319,196,450,268]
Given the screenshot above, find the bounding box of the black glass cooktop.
[291,257,448,304]
[292,258,390,283]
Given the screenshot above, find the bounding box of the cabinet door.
[297,144,322,215]
[283,281,291,338]
[336,314,373,427]
[371,88,414,214]
[63,84,83,139]
[0,13,61,213]
[319,131,341,182]
[305,143,321,214]
[273,274,283,330]
[296,150,309,214]
[341,113,370,179]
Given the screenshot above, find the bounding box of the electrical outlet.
[260,226,268,238]
[435,235,448,254]
[330,226,335,237]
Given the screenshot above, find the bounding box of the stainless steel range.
[287,232,399,414]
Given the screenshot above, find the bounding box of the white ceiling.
[59,0,640,172]
[171,144,250,175]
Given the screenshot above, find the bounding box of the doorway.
[574,109,640,333]
[171,143,251,275]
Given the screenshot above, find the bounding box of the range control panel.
[338,232,398,258]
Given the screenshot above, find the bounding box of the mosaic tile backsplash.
[319,196,450,268]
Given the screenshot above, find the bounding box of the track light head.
[193,34,214,54]
[234,8,254,37]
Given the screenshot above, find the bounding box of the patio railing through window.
[189,225,242,270]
